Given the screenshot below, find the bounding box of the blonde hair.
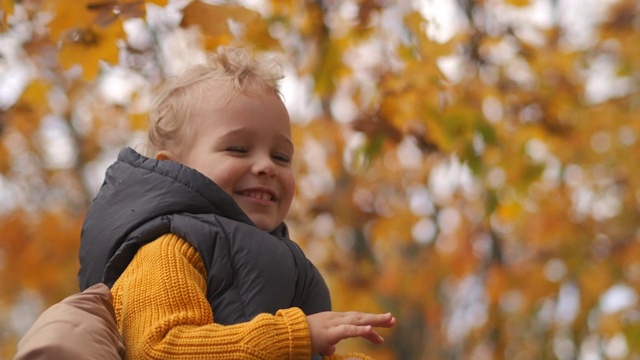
[145,46,284,157]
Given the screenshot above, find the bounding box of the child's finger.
[330,324,384,344]
[338,312,395,328]
[356,328,385,344]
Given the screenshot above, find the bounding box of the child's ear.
[155,150,175,161]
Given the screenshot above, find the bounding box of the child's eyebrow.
[276,135,295,154]
[220,128,294,151]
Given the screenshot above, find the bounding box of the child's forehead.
[198,78,279,102]
[188,83,289,128]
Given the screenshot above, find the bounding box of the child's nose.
[252,155,277,177]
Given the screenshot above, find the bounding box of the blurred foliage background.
[0,0,639,359]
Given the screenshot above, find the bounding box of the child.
[78,46,395,359]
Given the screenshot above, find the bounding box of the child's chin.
[249,217,275,232]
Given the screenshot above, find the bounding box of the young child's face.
[169,87,295,232]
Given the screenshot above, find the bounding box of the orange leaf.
[0,0,13,13]
[243,17,280,50]
[87,0,146,27]
[9,80,50,136]
[181,1,261,38]
[370,209,418,245]
[128,111,148,131]
[0,0,13,31]
[44,0,125,80]
[44,0,95,41]
[46,0,147,37]
[496,200,522,221]
[599,313,622,336]
[505,0,531,6]
[0,142,9,173]
[147,0,168,5]
[58,24,123,80]
[19,80,50,106]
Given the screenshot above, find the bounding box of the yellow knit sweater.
[111,234,371,360]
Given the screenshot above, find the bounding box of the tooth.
[244,191,272,200]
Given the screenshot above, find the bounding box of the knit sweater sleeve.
[111,233,312,360]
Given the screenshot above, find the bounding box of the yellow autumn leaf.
[0,0,12,31]
[403,11,456,60]
[579,263,614,302]
[296,2,324,38]
[9,81,50,136]
[505,0,531,7]
[403,11,424,41]
[0,142,9,173]
[88,1,147,27]
[369,210,418,245]
[20,80,50,107]
[44,0,125,80]
[496,200,521,221]
[0,0,13,13]
[201,32,234,52]
[619,240,640,267]
[44,0,95,41]
[147,0,169,5]
[375,257,403,297]
[485,265,508,304]
[380,90,421,130]
[181,1,261,39]
[46,0,149,36]
[520,265,556,300]
[243,17,281,50]
[128,111,148,131]
[312,37,351,96]
[58,24,123,80]
[599,314,622,336]
[422,113,457,154]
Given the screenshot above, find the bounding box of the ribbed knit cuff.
[277,307,311,359]
[323,353,373,360]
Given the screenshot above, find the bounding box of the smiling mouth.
[239,190,275,201]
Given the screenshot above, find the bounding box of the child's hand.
[306,311,396,356]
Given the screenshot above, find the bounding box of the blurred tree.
[0,0,638,359]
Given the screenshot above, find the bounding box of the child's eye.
[226,146,248,153]
[273,153,291,163]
